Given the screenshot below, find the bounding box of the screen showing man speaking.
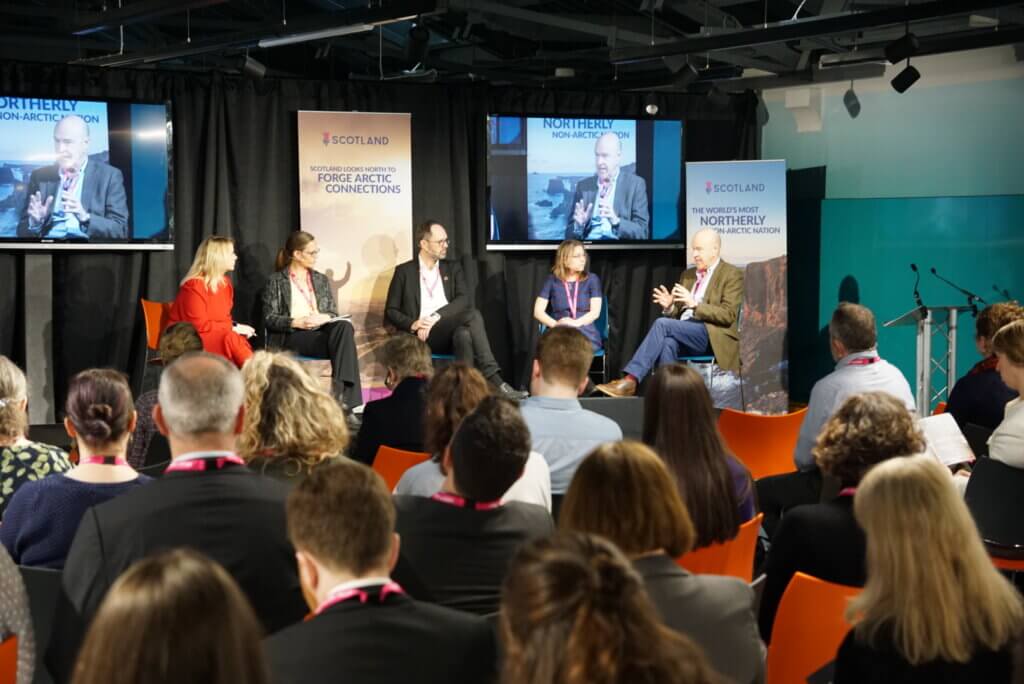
[0,95,172,248]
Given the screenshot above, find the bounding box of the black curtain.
[0,62,758,410]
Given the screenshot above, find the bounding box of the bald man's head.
[53,115,90,172]
[594,132,622,182]
[691,229,722,270]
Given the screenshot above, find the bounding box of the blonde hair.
[0,355,28,440]
[551,239,589,281]
[181,236,235,293]
[992,319,1024,367]
[237,351,349,468]
[848,455,1024,664]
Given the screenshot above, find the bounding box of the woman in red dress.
[167,236,255,368]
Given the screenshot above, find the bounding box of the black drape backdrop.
[0,62,758,410]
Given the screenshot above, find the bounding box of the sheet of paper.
[920,413,975,467]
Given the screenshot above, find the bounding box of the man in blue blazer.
[565,132,649,240]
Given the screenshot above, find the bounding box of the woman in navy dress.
[532,240,603,350]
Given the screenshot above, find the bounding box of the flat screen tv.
[486,115,684,250]
[0,95,172,250]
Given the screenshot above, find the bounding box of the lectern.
[884,305,974,417]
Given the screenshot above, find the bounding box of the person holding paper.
[565,132,649,241]
[262,231,362,409]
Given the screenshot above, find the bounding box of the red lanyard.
[314,581,405,616]
[838,487,857,497]
[421,267,442,299]
[289,269,317,313]
[847,356,880,366]
[431,491,502,511]
[563,279,579,319]
[164,454,246,473]
[79,455,129,466]
[694,269,708,292]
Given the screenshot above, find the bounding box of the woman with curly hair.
[237,351,349,483]
[500,531,721,684]
[757,391,926,642]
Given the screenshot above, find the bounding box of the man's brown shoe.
[595,377,637,398]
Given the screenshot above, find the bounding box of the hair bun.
[86,403,114,422]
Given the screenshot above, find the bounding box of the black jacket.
[351,377,428,465]
[262,269,339,346]
[384,258,469,332]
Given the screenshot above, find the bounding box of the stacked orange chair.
[718,407,808,481]
[372,446,431,491]
[677,513,763,582]
[0,636,16,684]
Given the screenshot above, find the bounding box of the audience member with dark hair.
[642,363,755,547]
[0,355,71,517]
[394,364,551,509]
[262,230,362,408]
[393,396,554,615]
[560,441,764,684]
[946,302,1024,430]
[71,548,271,684]
[0,545,35,684]
[265,461,497,683]
[47,352,307,682]
[500,532,721,684]
[351,334,432,465]
[126,321,202,467]
[520,327,621,509]
[2,369,150,569]
[237,351,349,483]
[759,391,925,642]
[835,456,1024,683]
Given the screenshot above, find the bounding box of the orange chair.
[718,407,808,481]
[932,401,947,415]
[766,572,861,684]
[373,446,431,491]
[0,635,16,684]
[140,299,172,351]
[677,513,763,582]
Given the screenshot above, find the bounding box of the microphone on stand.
[929,267,986,317]
[993,285,1013,301]
[910,264,926,313]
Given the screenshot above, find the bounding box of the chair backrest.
[965,458,1024,557]
[932,401,948,415]
[372,446,431,491]
[0,636,15,684]
[718,408,808,481]
[19,564,62,684]
[676,513,763,582]
[540,296,610,343]
[766,572,861,684]
[140,299,172,351]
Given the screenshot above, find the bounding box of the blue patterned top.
[0,442,72,516]
[537,273,604,350]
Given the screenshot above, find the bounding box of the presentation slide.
[487,115,683,249]
[0,95,172,249]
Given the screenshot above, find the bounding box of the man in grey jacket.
[565,132,649,240]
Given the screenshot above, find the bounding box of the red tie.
[694,268,708,292]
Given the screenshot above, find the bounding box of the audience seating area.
[718,407,807,481]
[677,513,763,582]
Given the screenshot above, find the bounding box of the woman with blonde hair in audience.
[560,441,764,684]
[758,391,925,642]
[71,548,271,684]
[237,351,349,483]
[500,531,721,684]
[642,363,755,548]
[394,363,551,510]
[167,235,255,368]
[2,369,150,568]
[834,455,1024,682]
[0,355,71,517]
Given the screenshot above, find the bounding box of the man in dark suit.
[565,132,649,240]
[17,115,129,240]
[351,334,432,465]
[597,228,744,397]
[392,396,554,616]
[46,352,306,683]
[385,220,526,400]
[265,460,497,684]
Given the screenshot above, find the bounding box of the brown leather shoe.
[595,377,637,398]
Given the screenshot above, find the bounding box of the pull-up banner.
[297,111,413,398]
[686,160,788,412]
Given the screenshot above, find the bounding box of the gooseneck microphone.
[910,264,926,312]
[929,267,986,316]
[994,285,1012,301]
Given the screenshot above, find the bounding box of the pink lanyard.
[289,270,317,312]
[847,356,880,366]
[694,269,708,293]
[563,279,579,319]
[78,456,129,466]
[431,491,502,511]
[838,487,857,497]
[421,267,442,299]
[164,454,246,473]
[314,581,405,616]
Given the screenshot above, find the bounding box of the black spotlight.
[405,24,430,66]
[843,84,861,118]
[240,55,266,79]
[884,32,919,64]
[891,62,920,93]
[644,93,659,116]
[673,63,700,89]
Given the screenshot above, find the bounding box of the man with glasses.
[386,220,527,400]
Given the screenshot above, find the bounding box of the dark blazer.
[565,170,649,240]
[759,496,866,643]
[264,588,497,684]
[634,554,765,684]
[17,161,129,239]
[262,269,339,345]
[384,258,470,332]
[946,361,1018,431]
[665,260,744,371]
[46,464,307,683]
[351,377,428,465]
